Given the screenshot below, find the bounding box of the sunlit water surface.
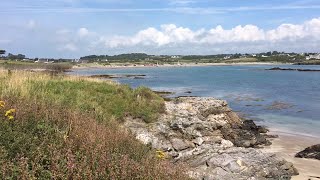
[70,65,320,137]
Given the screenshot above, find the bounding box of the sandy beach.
[72,62,289,70]
[263,130,320,180]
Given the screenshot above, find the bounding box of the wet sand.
[263,130,320,180]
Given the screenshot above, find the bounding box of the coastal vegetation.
[293,60,320,65]
[1,49,319,67]
[0,70,187,179]
[0,60,73,72]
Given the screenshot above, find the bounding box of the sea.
[70,65,320,138]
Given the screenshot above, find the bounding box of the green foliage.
[8,53,25,60]
[80,53,150,62]
[26,79,164,123]
[294,60,320,65]
[0,50,5,55]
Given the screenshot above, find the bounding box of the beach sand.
[72,62,288,70]
[262,130,320,180]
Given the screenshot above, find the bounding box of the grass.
[0,60,73,72]
[221,58,258,63]
[294,60,320,65]
[0,70,188,179]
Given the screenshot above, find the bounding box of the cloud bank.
[54,17,320,55]
[50,18,320,55]
[100,18,320,47]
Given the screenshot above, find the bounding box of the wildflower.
[0,101,5,108]
[7,115,14,120]
[156,150,166,160]
[5,109,16,117]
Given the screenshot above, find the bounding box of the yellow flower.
[156,150,166,160]
[5,109,16,117]
[0,101,5,108]
[7,116,14,120]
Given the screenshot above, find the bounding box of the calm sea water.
[70,65,320,137]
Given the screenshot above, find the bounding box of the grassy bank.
[0,60,73,72]
[0,70,187,179]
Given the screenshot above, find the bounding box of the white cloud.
[100,17,320,49]
[52,17,320,55]
[77,27,89,37]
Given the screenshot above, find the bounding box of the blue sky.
[1,0,320,58]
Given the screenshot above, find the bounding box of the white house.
[171,55,180,59]
[223,56,231,59]
[306,54,320,60]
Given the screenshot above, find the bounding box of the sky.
[1,0,320,58]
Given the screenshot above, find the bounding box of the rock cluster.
[295,144,320,160]
[266,67,320,72]
[124,97,298,179]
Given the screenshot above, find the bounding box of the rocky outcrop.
[266,67,320,72]
[295,144,320,160]
[124,97,298,179]
[89,74,146,79]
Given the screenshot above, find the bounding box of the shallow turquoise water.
[70,65,320,137]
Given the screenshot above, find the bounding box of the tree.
[7,53,26,60]
[266,51,272,56]
[16,54,26,59]
[0,49,5,56]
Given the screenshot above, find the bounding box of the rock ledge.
[124,97,298,179]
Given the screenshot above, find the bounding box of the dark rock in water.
[184,91,192,94]
[258,126,269,133]
[295,144,320,160]
[89,74,146,79]
[266,101,294,110]
[266,67,320,72]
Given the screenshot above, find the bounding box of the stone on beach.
[295,144,320,160]
[123,97,298,179]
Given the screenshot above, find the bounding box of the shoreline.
[263,129,320,179]
[72,62,290,70]
[68,67,320,178]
